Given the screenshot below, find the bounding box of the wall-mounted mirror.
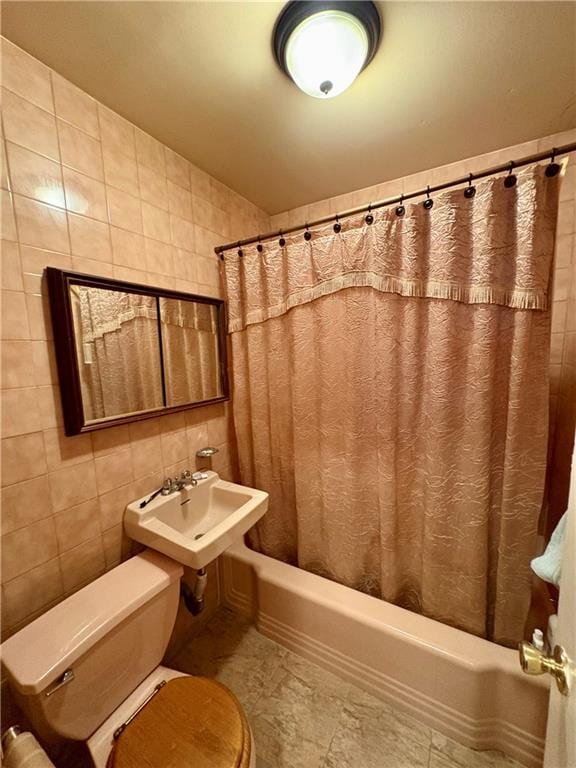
[47,269,228,435]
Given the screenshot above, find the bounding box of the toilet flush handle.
[45,668,75,697]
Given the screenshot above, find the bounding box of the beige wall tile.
[1,340,35,388]
[3,557,63,626]
[142,201,171,243]
[99,106,135,158]
[136,130,165,176]
[58,119,104,180]
[91,424,131,457]
[36,384,63,429]
[102,524,124,568]
[131,435,164,478]
[25,293,52,340]
[2,190,17,241]
[43,428,93,471]
[98,480,135,531]
[0,41,271,634]
[107,186,142,232]
[1,291,30,340]
[52,73,99,138]
[2,517,58,581]
[63,167,107,221]
[172,249,197,283]
[59,534,105,593]
[94,447,134,494]
[103,144,139,197]
[161,429,188,467]
[165,148,190,190]
[1,240,23,291]
[190,164,211,200]
[110,226,145,270]
[144,238,173,275]
[168,180,193,220]
[6,142,65,208]
[1,388,43,437]
[170,214,195,251]
[31,340,58,386]
[14,195,69,252]
[71,256,114,278]
[54,497,101,553]
[20,245,71,294]
[186,423,209,457]
[68,213,112,261]
[138,164,168,209]
[1,432,47,486]
[2,39,53,113]
[1,475,52,535]
[48,459,97,512]
[2,89,59,160]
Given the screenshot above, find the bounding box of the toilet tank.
[1,550,183,742]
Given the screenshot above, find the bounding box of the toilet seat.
[107,677,251,768]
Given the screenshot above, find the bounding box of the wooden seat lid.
[108,677,251,768]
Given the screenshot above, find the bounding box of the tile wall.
[1,34,574,646]
[0,37,270,640]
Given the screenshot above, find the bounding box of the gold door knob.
[518,642,571,696]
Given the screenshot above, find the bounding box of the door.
[543,448,576,768]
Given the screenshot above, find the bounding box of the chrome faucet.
[139,470,208,509]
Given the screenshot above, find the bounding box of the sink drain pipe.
[181,568,208,616]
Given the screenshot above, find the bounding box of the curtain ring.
[304,224,312,241]
[395,194,405,217]
[256,237,264,253]
[546,147,561,177]
[333,215,341,233]
[365,204,374,225]
[423,186,434,210]
[504,160,517,188]
[279,229,286,247]
[464,173,476,199]
[237,241,243,258]
[218,249,224,261]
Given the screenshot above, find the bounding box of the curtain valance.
[223,166,560,332]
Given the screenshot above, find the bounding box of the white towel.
[531,513,567,587]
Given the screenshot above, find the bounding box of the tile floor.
[172,608,522,768]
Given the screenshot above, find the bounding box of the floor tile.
[322,686,430,768]
[250,652,350,768]
[172,608,286,712]
[174,610,523,768]
[430,733,522,768]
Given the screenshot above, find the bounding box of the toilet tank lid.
[1,550,183,696]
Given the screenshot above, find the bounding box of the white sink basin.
[124,471,268,569]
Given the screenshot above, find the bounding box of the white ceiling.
[2,1,575,214]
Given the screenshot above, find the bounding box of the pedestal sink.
[124,471,268,569]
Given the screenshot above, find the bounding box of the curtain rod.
[215,142,576,257]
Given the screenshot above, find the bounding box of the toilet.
[1,549,255,768]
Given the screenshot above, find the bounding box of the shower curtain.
[74,288,163,419]
[223,166,560,646]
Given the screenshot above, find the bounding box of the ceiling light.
[273,1,381,99]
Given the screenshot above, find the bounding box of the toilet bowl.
[1,549,255,768]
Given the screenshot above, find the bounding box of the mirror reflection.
[70,285,164,422]
[160,297,223,406]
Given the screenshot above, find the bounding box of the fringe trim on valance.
[84,306,158,342]
[228,272,548,333]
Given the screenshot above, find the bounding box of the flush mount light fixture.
[273,1,381,99]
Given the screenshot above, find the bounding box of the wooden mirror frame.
[47,268,229,435]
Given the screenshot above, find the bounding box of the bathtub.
[221,541,549,768]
